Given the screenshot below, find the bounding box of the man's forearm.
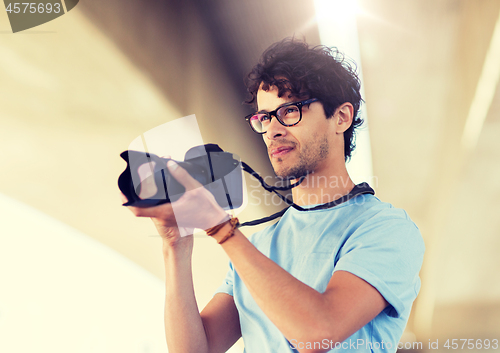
[162,241,209,353]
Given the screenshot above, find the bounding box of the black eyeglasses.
[245,98,319,134]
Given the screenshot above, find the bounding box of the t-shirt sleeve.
[333,212,425,318]
[214,260,235,297]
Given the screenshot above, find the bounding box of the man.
[126,39,425,353]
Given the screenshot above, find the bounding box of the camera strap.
[239,162,375,227]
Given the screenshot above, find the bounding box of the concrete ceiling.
[1,0,499,346]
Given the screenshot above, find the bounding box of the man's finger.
[119,192,128,204]
[127,202,175,220]
[166,160,203,191]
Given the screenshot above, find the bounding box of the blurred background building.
[1,0,499,352]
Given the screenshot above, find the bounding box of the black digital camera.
[118,144,243,209]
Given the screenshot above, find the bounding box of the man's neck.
[291,166,355,207]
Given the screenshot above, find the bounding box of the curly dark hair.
[245,38,364,161]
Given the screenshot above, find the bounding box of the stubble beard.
[273,134,330,179]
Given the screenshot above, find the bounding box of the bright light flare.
[461,9,500,152]
[314,0,362,25]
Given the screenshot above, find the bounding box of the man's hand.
[122,160,229,239]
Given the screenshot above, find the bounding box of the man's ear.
[335,103,354,134]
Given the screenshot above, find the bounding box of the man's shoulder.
[346,196,424,254]
[358,195,413,218]
[340,195,420,236]
[308,193,413,227]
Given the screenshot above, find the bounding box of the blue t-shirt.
[215,194,425,353]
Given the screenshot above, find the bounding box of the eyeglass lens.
[249,105,301,133]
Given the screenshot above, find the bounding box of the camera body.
[118,144,243,209]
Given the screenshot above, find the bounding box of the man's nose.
[265,116,287,140]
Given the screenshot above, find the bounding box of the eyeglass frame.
[245,98,319,134]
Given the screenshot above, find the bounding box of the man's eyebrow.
[257,101,294,113]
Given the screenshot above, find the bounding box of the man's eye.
[283,107,299,115]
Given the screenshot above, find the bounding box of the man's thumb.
[166,160,201,191]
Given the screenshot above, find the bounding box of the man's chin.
[272,168,290,179]
[273,166,308,180]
